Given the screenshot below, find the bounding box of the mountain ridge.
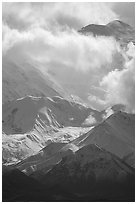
[78,20,135,46]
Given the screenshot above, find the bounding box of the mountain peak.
[107,20,133,28]
[79,20,134,46]
[78,23,113,36]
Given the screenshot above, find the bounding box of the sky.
[2,2,135,112]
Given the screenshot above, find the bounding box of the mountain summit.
[78,20,135,45]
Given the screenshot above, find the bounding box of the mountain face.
[78,20,135,46]
[40,144,134,199]
[7,111,134,178]
[3,168,79,202]
[75,111,135,159]
[3,95,102,165]
[2,56,70,104]
[2,107,135,201]
[2,168,47,202]
[2,95,100,135]
[3,94,128,167]
[3,144,135,202]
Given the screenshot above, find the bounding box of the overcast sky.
[2,2,135,29]
[113,2,135,27]
[2,2,135,112]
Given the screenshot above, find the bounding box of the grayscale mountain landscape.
[2,2,135,202]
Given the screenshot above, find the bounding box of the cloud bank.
[3,23,118,70]
[3,2,119,30]
[100,43,135,113]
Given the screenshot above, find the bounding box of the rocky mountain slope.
[3,94,128,167]
[3,144,135,201]
[2,56,70,104]
[74,111,135,158]
[3,95,101,165]
[7,111,134,178]
[2,95,101,135]
[41,144,134,198]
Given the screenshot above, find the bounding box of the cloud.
[3,22,119,70]
[2,2,119,31]
[100,42,135,113]
[88,95,107,110]
[2,23,34,54]
[2,23,121,105]
[82,113,97,125]
[102,107,114,119]
[2,3,134,112]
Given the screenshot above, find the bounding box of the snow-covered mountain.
[2,95,100,135]
[7,111,134,177]
[73,111,135,159]
[79,20,135,46]
[3,93,129,167]
[3,95,101,164]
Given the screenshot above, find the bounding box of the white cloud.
[82,113,97,125]
[102,107,114,119]
[2,2,119,30]
[2,23,121,105]
[2,22,126,111]
[3,23,119,71]
[100,43,135,113]
[2,23,34,54]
